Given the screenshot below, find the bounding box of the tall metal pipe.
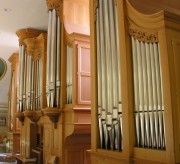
[46,10,52,107]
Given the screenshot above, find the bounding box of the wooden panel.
[78,44,91,104]
[44,123,53,162]
[25,125,30,158]
[64,0,90,34]
[53,128,59,152]
[84,147,91,164]
[65,148,84,164]
[171,39,180,162]
[13,133,20,153]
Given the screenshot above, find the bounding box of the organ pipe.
[46,7,61,108]
[131,36,166,150]
[96,0,122,151]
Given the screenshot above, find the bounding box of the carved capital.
[16,28,45,45]
[37,33,47,58]
[129,28,158,43]
[8,53,19,70]
[24,32,47,61]
[46,0,63,22]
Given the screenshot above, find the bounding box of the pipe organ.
[91,0,180,164]
[95,0,122,151]
[24,33,47,111]
[8,53,20,153]
[130,36,165,150]
[46,0,62,108]
[16,29,46,113]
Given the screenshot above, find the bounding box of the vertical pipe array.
[131,36,166,150]
[46,8,61,108]
[66,45,73,104]
[26,55,42,111]
[96,0,122,151]
[17,45,26,112]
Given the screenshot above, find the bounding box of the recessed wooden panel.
[80,47,90,73]
[172,39,180,162]
[80,76,91,102]
[44,127,50,147]
[65,148,84,164]
[78,45,91,104]
[64,0,90,34]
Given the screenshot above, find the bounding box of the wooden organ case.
[90,0,180,164]
[42,0,91,163]
[13,0,91,163]
[8,53,20,153]
[15,29,47,162]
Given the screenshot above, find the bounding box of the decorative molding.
[65,31,74,47]
[23,110,42,124]
[24,33,47,61]
[16,28,46,46]
[42,108,61,128]
[15,112,25,126]
[46,0,63,22]
[8,53,19,71]
[129,28,158,43]
[94,0,99,22]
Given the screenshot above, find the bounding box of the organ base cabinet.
[90,0,180,163]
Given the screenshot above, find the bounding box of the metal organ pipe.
[17,45,26,112]
[56,17,61,107]
[131,36,166,150]
[66,45,73,104]
[46,10,52,108]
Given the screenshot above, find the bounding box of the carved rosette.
[129,28,158,43]
[46,0,63,22]
[16,29,45,46]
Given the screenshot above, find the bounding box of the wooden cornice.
[46,0,63,22]
[126,0,180,31]
[64,29,90,47]
[8,53,19,70]
[64,30,74,47]
[16,28,46,46]
[24,32,47,61]
[37,33,47,57]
